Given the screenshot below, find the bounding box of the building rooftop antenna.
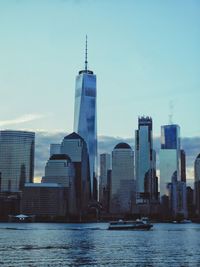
[85,35,88,71]
[169,100,174,124]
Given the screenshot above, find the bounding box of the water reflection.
[0,223,200,266]
[66,225,97,266]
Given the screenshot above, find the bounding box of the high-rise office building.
[167,171,187,218]
[0,130,35,192]
[42,154,76,214]
[187,186,195,218]
[194,154,200,216]
[42,154,75,187]
[110,143,135,214]
[99,153,111,211]
[195,154,200,182]
[160,124,180,197]
[180,149,186,182]
[161,124,180,150]
[160,124,187,217]
[99,154,111,199]
[73,37,97,198]
[50,144,61,157]
[60,132,90,215]
[135,117,157,202]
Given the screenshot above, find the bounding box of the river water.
[0,222,200,266]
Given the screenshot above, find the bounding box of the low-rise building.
[21,183,67,217]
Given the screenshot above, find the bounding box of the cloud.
[0,114,44,127]
[34,131,200,184]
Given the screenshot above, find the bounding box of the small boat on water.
[108,218,153,230]
[172,219,192,224]
[181,219,192,223]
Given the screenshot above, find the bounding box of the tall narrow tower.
[73,36,97,198]
[135,116,158,203]
[159,124,180,197]
[135,117,153,195]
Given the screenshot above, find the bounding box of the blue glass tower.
[161,124,180,150]
[160,124,181,197]
[73,36,97,198]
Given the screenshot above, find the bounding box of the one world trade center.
[73,36,97,199]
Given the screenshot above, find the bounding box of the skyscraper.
[60,132,91,215]
[180,149,186,182]
[50,144,61,157]
[160,124,180,197]
[42,154,75,188]
[194,154,200,216]
[99,153,111,199]
[110,143,135,214]
[73,36,97,198]
[135,116,157,202]
[0,130,35,192]
[99,153,111,211]
[194,154,200,182]
[167,171,187,218]
[160,124,187,217]
[42,154,76,214]
[160,150,178,196]
[161,124,180,150]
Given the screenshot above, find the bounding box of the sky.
[0,0,199,138]
[0,0,200,181]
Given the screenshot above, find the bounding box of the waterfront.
[0,223,200,266]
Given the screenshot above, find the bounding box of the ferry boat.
[108,218,153,230]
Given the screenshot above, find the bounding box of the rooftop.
[114,142,131,149]
[24,183,63,188]
[49,154,71,161]
[64,132,84,141]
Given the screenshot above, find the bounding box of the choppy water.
[0,222,200,266]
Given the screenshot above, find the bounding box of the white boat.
[108,218,153,230]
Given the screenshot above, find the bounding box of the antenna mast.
[169,101,174,124]
[85,35,88,71]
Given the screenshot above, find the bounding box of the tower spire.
[85,35,88,71]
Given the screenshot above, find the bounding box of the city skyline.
[0,0,199,138]
[1,2,200,266]
[34,131,199,184]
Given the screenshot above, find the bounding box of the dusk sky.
[0,0,199,139]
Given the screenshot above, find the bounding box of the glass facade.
[194,155,200,215]
[161,124,180,150]
[73,70,97,196]
[160,124,181,198]
[60,132,91,214]
[42,154,75,188]
[99,154,111,189]
[167,180,187,217]
[160,149,178,196]
[99,153,111,211]
[110,143,135,213]
[50,144,61,157]
[135,117,153,195]
[180,149,186,182]
[0,130,35,192]
[195,154,200,182]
